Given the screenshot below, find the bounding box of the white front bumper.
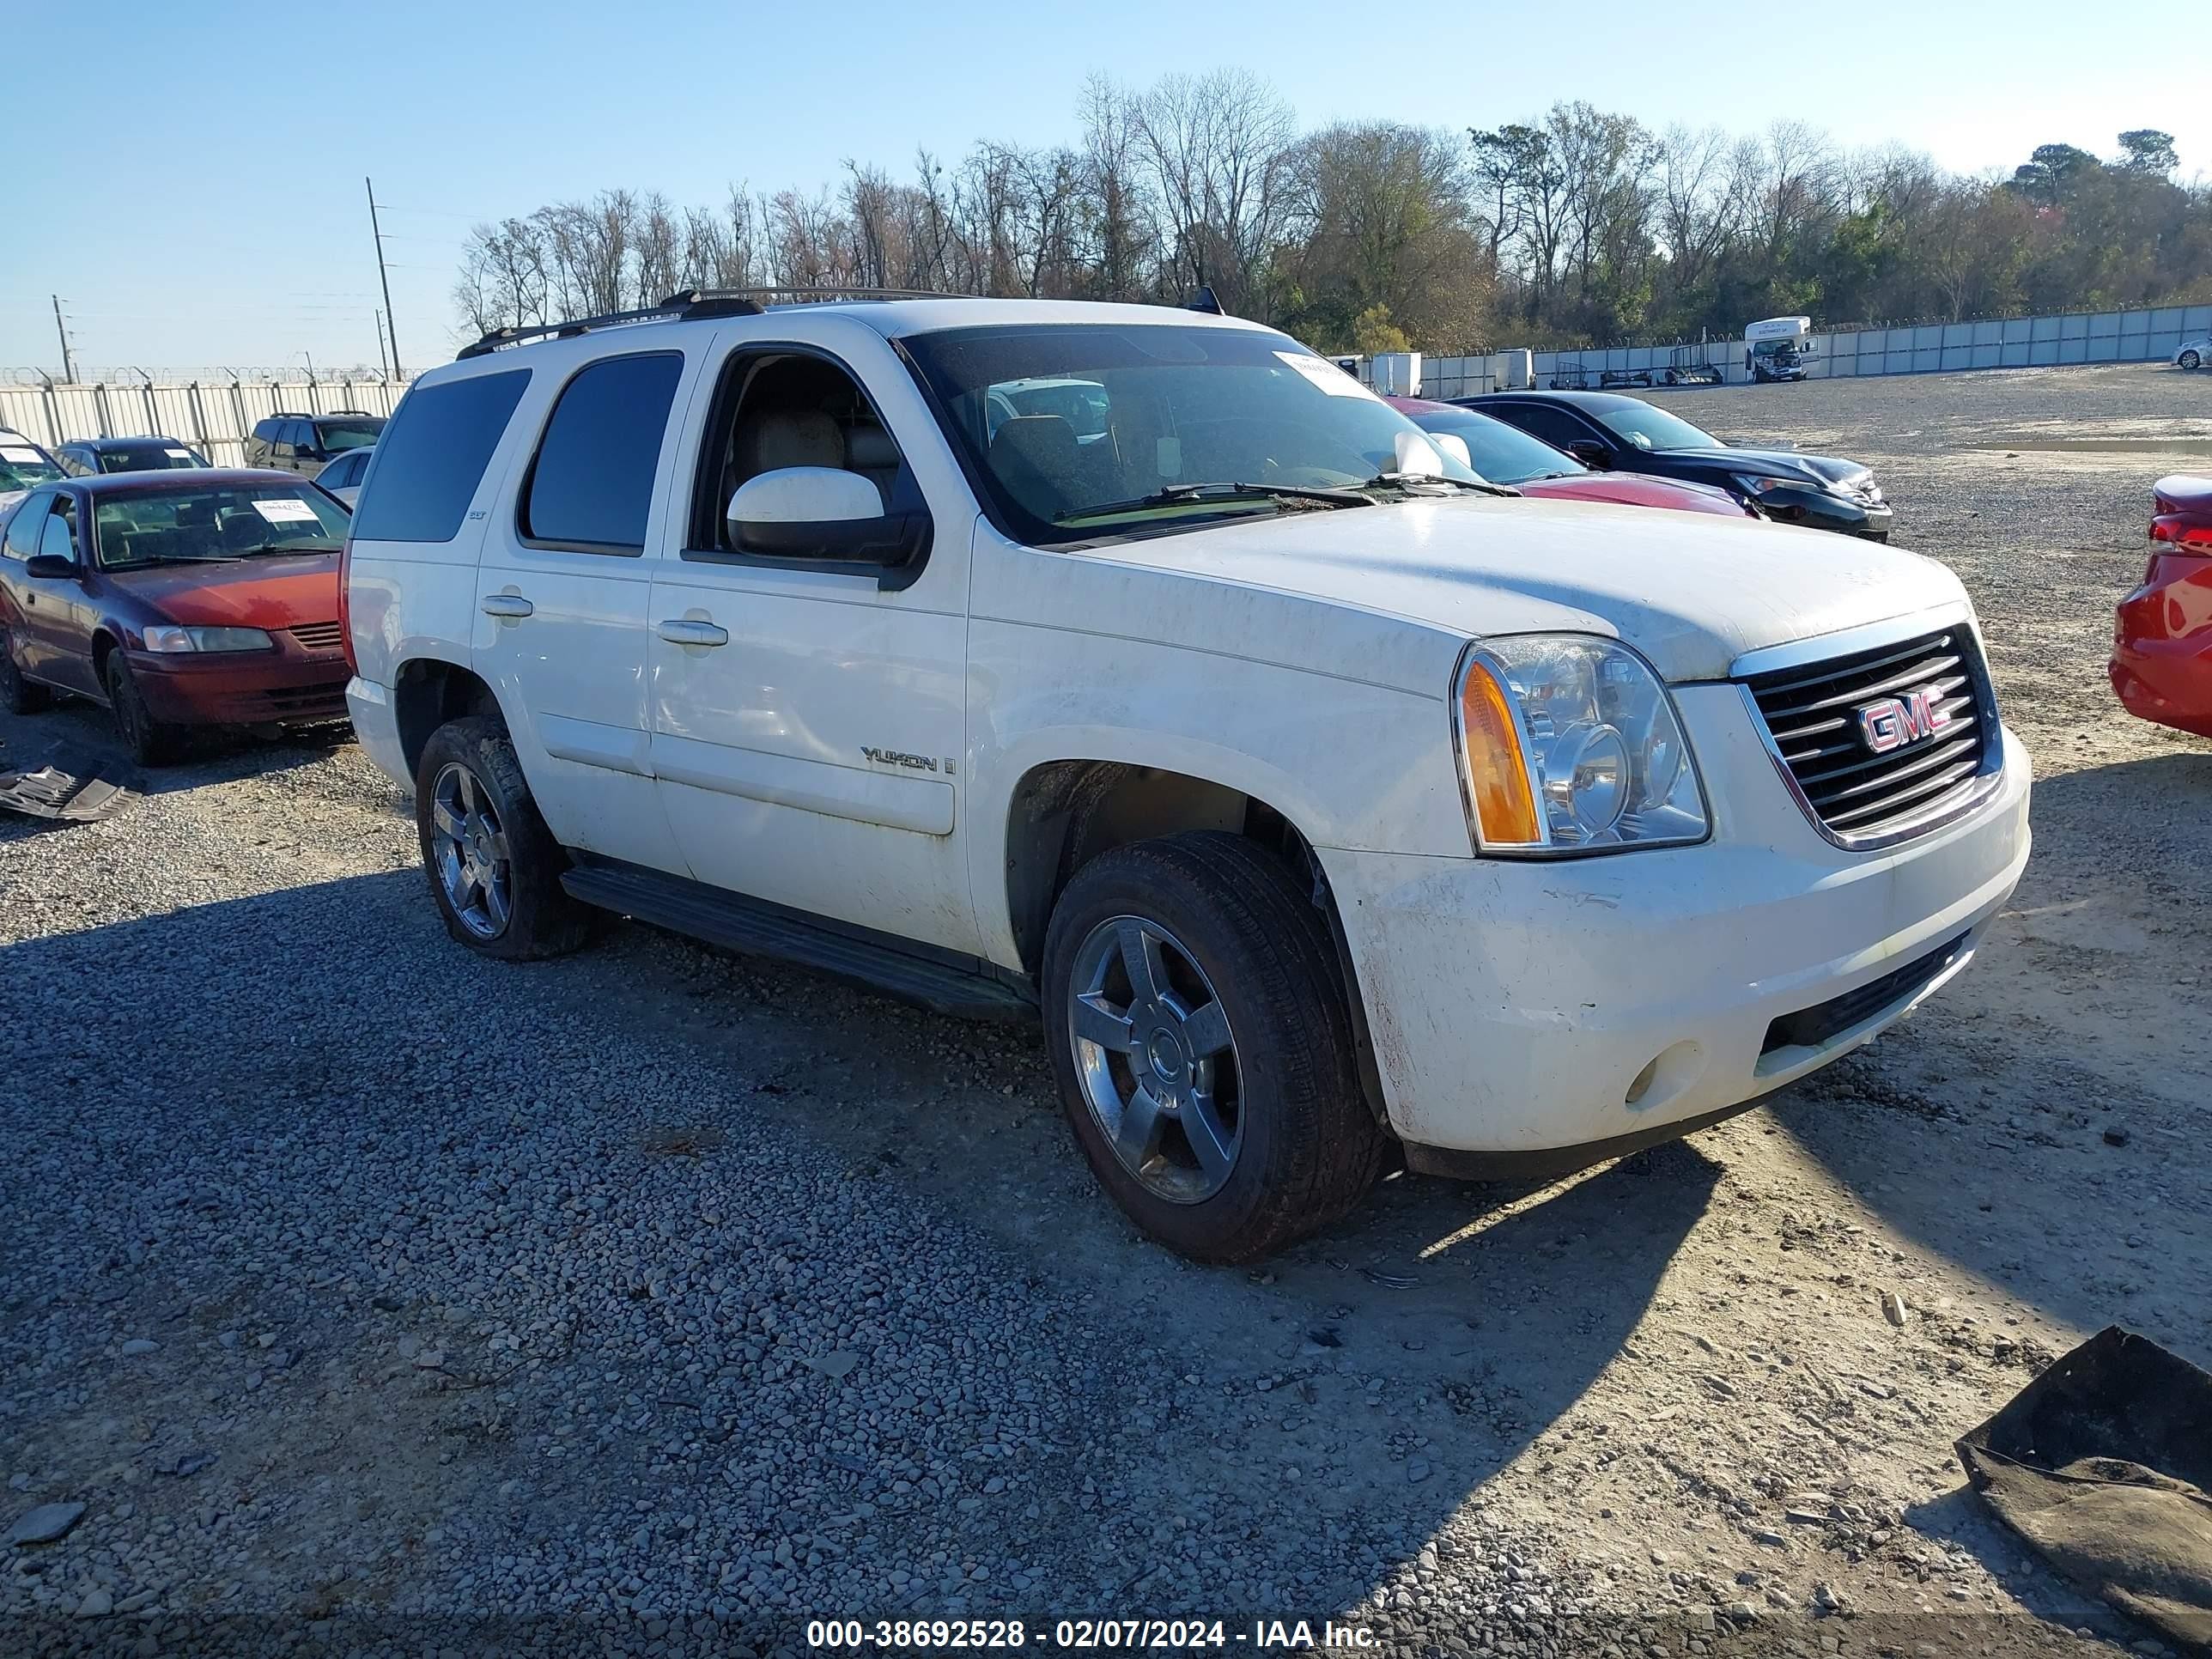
[1322,682,2033,1160]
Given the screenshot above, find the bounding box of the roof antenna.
[1187,285,1224,315]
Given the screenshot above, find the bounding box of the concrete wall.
[1409,303,2212,400]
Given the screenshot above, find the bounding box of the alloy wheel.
[429,762,513,939]
[1066,915,1243,1203]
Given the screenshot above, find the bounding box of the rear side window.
[349,369,531,544]
[1498,404,1590,452]
[520,352,684,553]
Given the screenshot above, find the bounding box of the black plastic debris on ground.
[1958,1325,2212,1650]
[0,743,141,823]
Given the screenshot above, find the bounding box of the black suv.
[244,411,386,477]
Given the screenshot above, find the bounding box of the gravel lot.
[3,361,2209,1657]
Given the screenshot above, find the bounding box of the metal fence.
[1411,302,2212,399]
[0,375,410,466]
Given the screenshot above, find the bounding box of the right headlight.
[1453,635,1709,854]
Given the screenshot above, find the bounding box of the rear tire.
[0,629,51,714]
[1042,831,1389,1263]
[104,653,180,766]
[415,715,595,961]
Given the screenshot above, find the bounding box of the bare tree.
[1136,68,1296,313]
[1078,76,1157,301]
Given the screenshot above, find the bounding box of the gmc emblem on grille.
[1856,686,1954,754]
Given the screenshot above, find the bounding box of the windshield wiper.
[1057,480,1375,522]
[1364,471,1521,498]
[228,541,339,556]
[121,553,246,566]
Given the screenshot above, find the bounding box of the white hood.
[1081,495,1966,683]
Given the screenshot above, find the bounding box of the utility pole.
[51,295,76,383]
[366,177,402,379]
[373,309,392,380]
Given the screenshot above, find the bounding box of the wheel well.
[392,659,502,780]
[90,629,120,685]
[1004,761,1390,1128]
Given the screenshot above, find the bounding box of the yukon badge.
[1856,685,1954,755]
[861,746,939,772]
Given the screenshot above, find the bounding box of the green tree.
[2008,143,2100,208]
[2116,129,2179,177]
[1352,304,1410,354]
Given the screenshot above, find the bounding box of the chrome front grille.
[1742,624,1999,846]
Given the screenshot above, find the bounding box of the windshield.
[902,323,1480,544]
[0,444,64,491]
[97,441,209,472]
[93,482,350,568]
[1405,407,1587,483]
[314,418,383,453]
[1594,401,1723,453]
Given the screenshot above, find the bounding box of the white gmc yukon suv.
[342,293,2030,1261]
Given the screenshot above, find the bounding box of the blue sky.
[11,0,2204,375]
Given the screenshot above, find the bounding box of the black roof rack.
[270,409,315,418]
[456,286,976,360]
[325,408,376,416]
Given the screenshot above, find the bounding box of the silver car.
[2177,336,2208,371]
[314,446,374,505]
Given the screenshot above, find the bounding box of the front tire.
[0,629,51,714]
[415,715,594,961]
[104,653,180,766]
[2183,349,2203,370]
[1042,832,1388,1263]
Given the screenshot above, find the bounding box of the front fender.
[966,617,1472,969]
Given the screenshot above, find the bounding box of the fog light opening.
[1625,1059,1661,1107]
[1623,1040,1707,1115]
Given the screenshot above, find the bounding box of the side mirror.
[726,467,928,570]
[1565,439,1613,469]
[1428,432,1472,470]
[24,554,78,580]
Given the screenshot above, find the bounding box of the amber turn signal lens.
[1457,657,1541,847]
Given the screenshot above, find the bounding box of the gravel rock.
[8,1502,87,1545]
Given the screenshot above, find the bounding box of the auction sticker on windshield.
[252,498,319,524]
[0,447,42,464]
[1274,351,1376,398]
[166,448,193,459]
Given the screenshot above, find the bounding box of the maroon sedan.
[0,469,350,764]
[1387,396,1752,517]
[2111,474,2212,738]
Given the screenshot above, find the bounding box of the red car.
[1387,396,1752,517]
[2112,474,2212,738]
[0,469,351,764]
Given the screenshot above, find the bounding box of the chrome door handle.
[656,619,729,647]
[480,593,534,619]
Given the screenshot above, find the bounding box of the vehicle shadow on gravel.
[0,696,351,799]
[1769,751,2212,1358]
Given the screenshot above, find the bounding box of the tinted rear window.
[520,352,684,551]
[349,370,530,544]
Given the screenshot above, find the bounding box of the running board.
[560,861,1037,1023]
